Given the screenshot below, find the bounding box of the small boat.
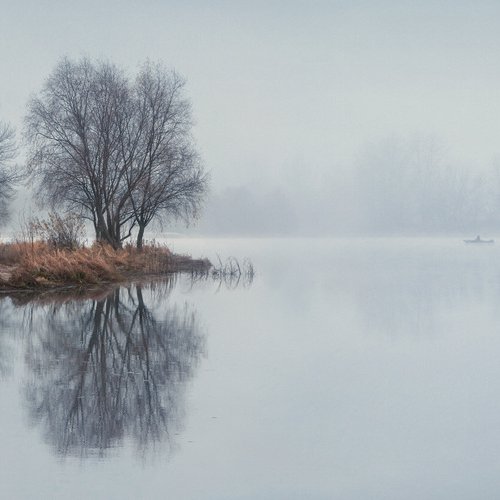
[464,235,494,244]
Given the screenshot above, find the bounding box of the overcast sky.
[2,1,500,233]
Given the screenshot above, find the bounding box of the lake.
[1,237,500,499]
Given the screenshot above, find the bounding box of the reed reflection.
[22,282,205,457]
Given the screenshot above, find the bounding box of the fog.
[197,135,499,236]
[2,1,500,236]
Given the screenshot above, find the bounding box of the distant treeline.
[198,137,498,236]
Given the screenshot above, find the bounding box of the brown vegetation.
[0,241,211,290]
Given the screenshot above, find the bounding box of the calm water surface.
[1,238,500,499]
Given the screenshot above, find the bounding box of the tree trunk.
[136,225,145,250]
[95,221,121,249]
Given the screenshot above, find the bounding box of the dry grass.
[0,241,29,266]
[0,241,211,289]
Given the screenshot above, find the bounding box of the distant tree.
[25,57,207,249]
[356,136,485,234]
[0,121,18,224]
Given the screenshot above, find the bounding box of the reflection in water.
[21,282,205,457]
[0,297,15,377]
[2,240,500,498]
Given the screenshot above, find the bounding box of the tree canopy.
[0,122,18,224]
[26,58,208,248]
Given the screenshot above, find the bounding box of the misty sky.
[2,1,500,234]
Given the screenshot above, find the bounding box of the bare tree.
[0,122,18,224]
[26,58,139,248]
[25,58,207,249]
[355,136,485,234]
[130,63,208,249]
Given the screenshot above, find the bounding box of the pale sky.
[2,0,500,233]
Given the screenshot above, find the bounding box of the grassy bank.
[0,241,211,290]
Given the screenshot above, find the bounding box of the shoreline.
[0,241,211,292]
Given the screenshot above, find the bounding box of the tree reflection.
[0,296,15,377]
[23,282,204,457]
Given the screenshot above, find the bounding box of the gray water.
[1,238,500,499]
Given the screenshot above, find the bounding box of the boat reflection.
[20,281,205,458]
